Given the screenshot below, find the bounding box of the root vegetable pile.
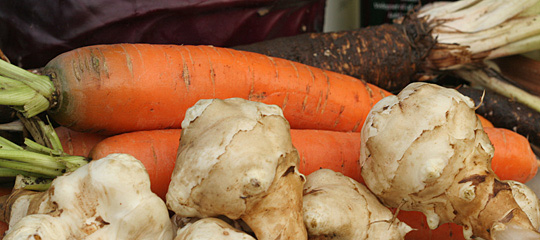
[0,0,539,237]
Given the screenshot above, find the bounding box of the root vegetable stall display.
[0,0,539,238]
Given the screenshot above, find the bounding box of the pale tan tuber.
[302,168,412,239]
[174,218,255,240]
[0,153,174,239]
[360,82,540,240]
[166,98,307,240]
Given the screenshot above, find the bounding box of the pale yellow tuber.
[166,98,307,240]
[174,218,255,240]
[1,153,174,240]
[302,168,412,239]
[360,82,540,239]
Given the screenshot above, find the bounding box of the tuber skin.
[0,153,174,239]
[507,180,540,230]
[174,218,256,240]
[360,82,540,240]
[166,98,307,240]
[302,168,412,239]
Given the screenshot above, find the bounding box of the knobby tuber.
[0,153,174,239]
[302,169,412,239]
[360,82,540,239]
[174,218,255,240]
[166,98,307,240]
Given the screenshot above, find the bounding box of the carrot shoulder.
[24,44,388,135]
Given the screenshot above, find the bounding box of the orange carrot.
[88,129,181,201]
[84,126,535,197]
[88,129,364,200]
[55,127,107,157]
[1,44,390,135]
[397,210,465,240]
[484,127,539,183]
[477,115,494,128]
[292,129,363,183]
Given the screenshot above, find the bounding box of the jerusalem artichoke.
[360,82,540,239]
[174,218,255,240]
[0,153,174,239]
[302,169,412,239]
[166,98,307,240]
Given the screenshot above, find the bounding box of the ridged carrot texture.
[88,129,364,200]
[4,44,390,135]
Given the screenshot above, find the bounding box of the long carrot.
[0,44,389,135]
[87,129,364,200]
[81,126,536,198]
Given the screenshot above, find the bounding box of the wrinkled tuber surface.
[508,180,540,230]
[166,98,307,240]
[2,153,174,239]
[174,218,255,240]
[303,169,412,239]
[360,82,540,239]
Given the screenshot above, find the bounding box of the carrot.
[484,127,539,183]
[84,126,534,199]
[291,129,363,183]
[88,129,181,200]
[477,115,494,128]
[55,127,107,157]
[88,129,364,200]
[397,210,465,240]
[0,44,390,135]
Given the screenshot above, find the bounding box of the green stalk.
[0,159,63,177]
[0,60,54,99]
[0,61,54,118]
[0,117,89,189]
[24,138,62,156]
[0,168,51,178]
[0,136,24,150]
[0,149,66,170]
